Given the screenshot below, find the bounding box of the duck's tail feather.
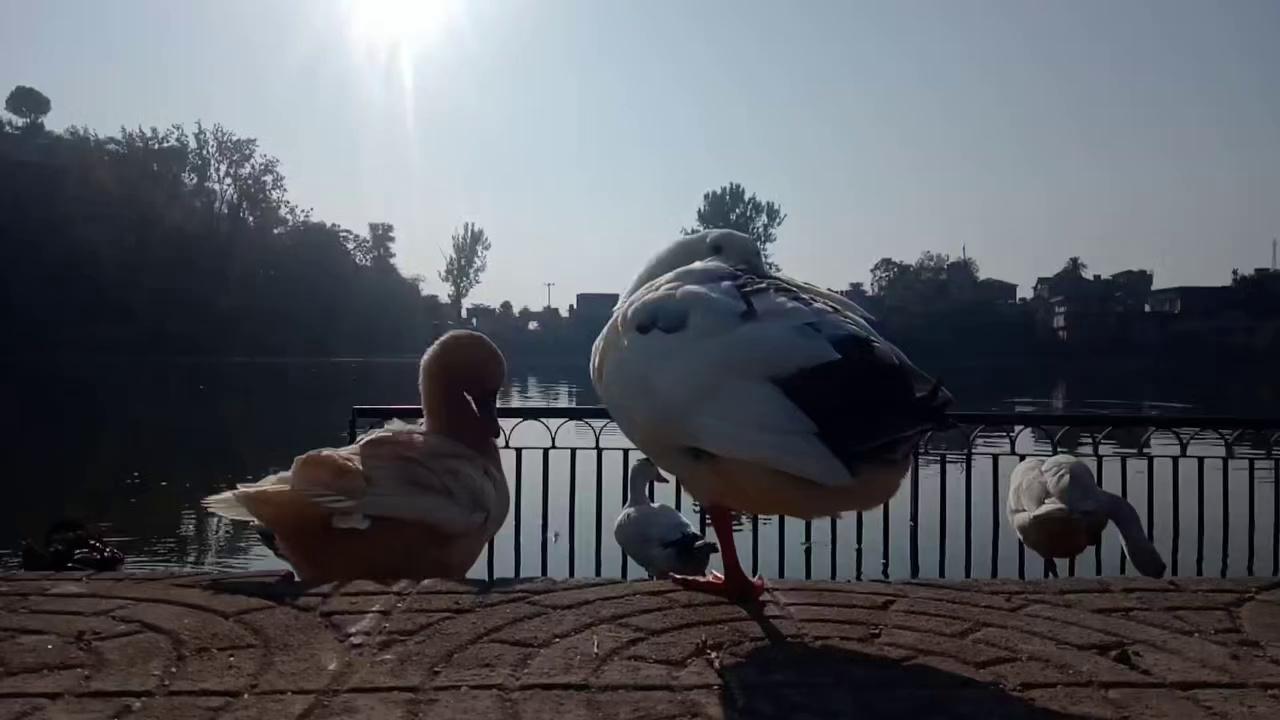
[663,533,720,557]
[202,489,261,522]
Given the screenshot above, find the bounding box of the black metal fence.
[351,406,1280,581]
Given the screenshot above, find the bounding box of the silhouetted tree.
[4,86,51,129]
[498,300,514,317]
[870,258,911,296]
[683,182,786,270]
[439,222,491,319]
[0,109,446,356]
[1063,256,1089,277]
[366,222,397,270]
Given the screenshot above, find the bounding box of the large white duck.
[1008,454,1166,578]
[614,458,719,578]
[203,330,509,583]
[592,230,952,599]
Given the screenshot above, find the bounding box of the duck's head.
[627,457,669,502]
[622,230,766,301]
[421,330,507,441]
[631,457,670,485]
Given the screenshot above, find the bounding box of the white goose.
[1008,454,1166,578]
[614,458,719,578]
[592,230,951,599]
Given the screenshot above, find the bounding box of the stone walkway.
[0,574,1278,719]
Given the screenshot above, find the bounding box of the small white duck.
[1008,454,1166,578]
[202,331,509,583]
[592,230,951,600]
[614,458,719,578]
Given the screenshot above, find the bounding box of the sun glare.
[345,0,459,55]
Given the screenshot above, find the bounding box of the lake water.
[3,357,1276,580]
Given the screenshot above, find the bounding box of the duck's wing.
[596,260,950,487]
[204,429,505,537]
[294,430,506,535]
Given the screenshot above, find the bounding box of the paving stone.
[310,692,416,719]
[25,697,130,720]
[0,574,1275,719]
[789,603,973,636]
[238,606,345,692]
[112,601,255,649]
[1241,598,1280,644]
[0,699,48,720]
[1105,689,1211,718]
[218,695,313,720]
[1021,687,1121,718]
[968,627,1148,684]
[1184,688,1280,719]
[82,631,174,693]
[127,696,230,720]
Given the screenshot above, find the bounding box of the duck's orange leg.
[671,506,765,601]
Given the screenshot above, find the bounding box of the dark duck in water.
[21,520,125,572]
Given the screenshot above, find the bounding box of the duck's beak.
[475,393,501,439]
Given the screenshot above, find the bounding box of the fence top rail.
[351,405,1280,431]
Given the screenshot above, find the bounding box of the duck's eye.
[709,242,723,255]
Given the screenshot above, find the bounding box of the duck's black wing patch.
[732,273,953,475]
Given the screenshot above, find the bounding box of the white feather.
[597,260,874,488]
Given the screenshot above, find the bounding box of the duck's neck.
[626,475,652,508]
[1101,489,1166,578]
[423,386,500,467]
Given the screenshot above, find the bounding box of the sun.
[345,0,459,54]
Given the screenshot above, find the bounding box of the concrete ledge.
[0,573,1278,718]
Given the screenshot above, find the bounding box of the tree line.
[1,86,489,356]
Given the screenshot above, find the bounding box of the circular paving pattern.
[0,573,1277,718]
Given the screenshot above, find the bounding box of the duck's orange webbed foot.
[670,570,766,602]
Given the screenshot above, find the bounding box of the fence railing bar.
[751,513,760,578]
[829,516,838,581]
[352,405,1280,430]
[964,451,973,579]
[621,449,631,579]
[540,449,550,577]
[1147,455,1156,543]
[1246,459,1255,576]
[855,510,864,582]
[1094,456,1104,577]
[778,515,786,579]
[910,453,920,579]
[804,519,813,581]
[1017,454,1026,580]
[514,450,523,577]
[1172,458,1181,576]
[881,501,890,581]
[568,449,577,579]
[990,456,1000,579]
[594,450,603,577]
[939,454,948,579]
[1196,457,1205,577]
[1273,458,1279,576]
[1120,458,1129,575]
[346,406,1279,584]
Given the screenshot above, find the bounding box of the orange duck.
[203,331,509,583]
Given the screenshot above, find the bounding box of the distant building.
[575,293,618,319]
[976,278,1017,303]
[466,304,499,331]
[1032,269,1151,344]
[1148,286,1234,315]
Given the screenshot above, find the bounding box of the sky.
[3,0,1278,309]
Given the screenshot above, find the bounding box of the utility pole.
[543,282,555,309]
